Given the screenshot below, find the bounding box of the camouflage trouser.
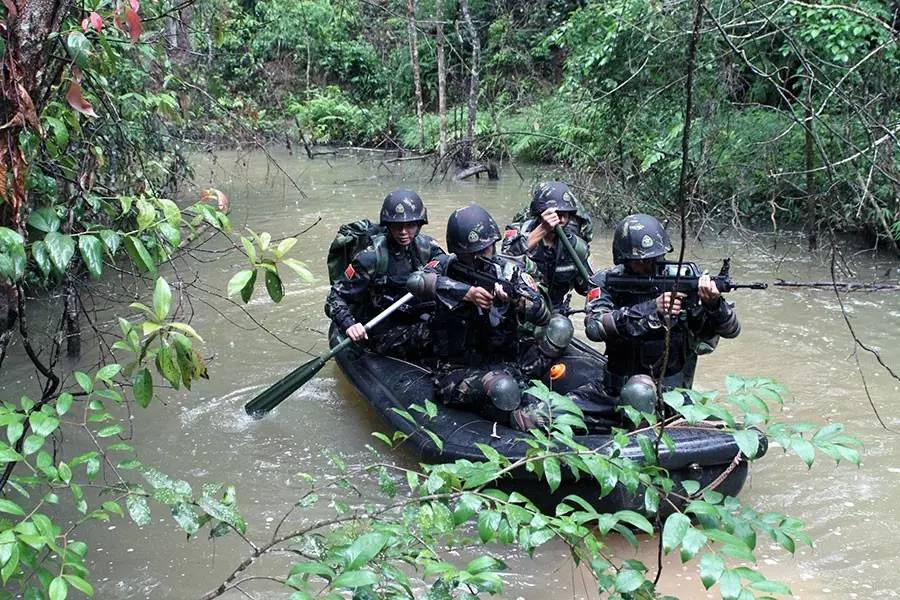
[370,320,432,360]
[433,342,557,430]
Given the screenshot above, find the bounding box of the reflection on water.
[2,150,898,599]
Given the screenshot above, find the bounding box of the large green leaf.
[31,241,51,277]
[662,512,691,554]
[543,456,561,492]
[0,227,27,282]
[124,236,157,275]
[133,368,153,408]
[100,230,121,256]
[265,269,284,303]
[227,269,255,299]
[732,429,760,459]
[332,570,379,589]
[127,495,151,526]
[343,533,387,570]
[48,576,68,600]
[699,552,725,589]
[66,31,92,68]
[153,277,172,320]
[44,232,76,273]
[135,198,157,231]
[78,234,104,278]
[27,208,60,233]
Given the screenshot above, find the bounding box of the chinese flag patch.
[426,259,439,269]
[344,264,356,279]
[587,287,601,302]
[504,228,518,238]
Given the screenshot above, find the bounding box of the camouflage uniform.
[502,181,591,311]
[421,253,561,427]
[324,234,444,359]
[502,221,590,311]
[571,214,741,413]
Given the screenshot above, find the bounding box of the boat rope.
[697,450,743,496]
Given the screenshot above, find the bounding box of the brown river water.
[2,150,899,599]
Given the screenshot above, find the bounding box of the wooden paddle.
[244,292,415,418]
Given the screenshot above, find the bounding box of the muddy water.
[4,150,899,599]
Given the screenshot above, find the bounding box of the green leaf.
[32,241,52,277]
[733,429,760,459]
[240,236,257,263]
[22,434,44,455]
[155,345,181,388]
[27,208,60,233]
[63,574,94,597]
[0,227,26,282]
[275,237,297,257]
[100,230,121,256]
[74,371,93,393]
[157,198,182,226]
[78,234,104,278]
[343,533,387,570]
[124,236,157,275]
[265,269,284,303]
[699,552,725,589]
[56,393,74,416]
[749,579,791,594]
[615,569,644,593]
[153,277,172,320]
[127,495,151,526]
[680,527,707,562]
[543,456,561,492]
[44,232,76,273]
[791,438,815,468]
[157,223,182,247]
[171,502,200,535]
[662,513,691,554]
[283,258,315,283]
[135,198,157,231]
[49,576,68,600]
[0,498,25,515]
[227,269,255,299]
[719,568,742,600]
[133,368,153,408]
[97,424,124,438]
[66,31,92,68]
[332,570,379,589]
[29,412,60,437]
[96,363,122,383]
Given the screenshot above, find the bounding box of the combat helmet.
[530,181,579,217]
[379,189,428,225]
[446,204,501,254]
[612,213,672,265]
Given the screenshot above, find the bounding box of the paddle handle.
[555,225,593,283]
[323,292,414,359]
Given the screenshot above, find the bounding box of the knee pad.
[481,371,521,411]
[619,374,657,414]
[538,314,574,358]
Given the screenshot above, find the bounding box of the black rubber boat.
[331,325,766,513]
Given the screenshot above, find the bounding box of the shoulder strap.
[372,234,389,276]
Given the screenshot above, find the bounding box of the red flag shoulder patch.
[426,259,439,269]
[504,228,518,238]
[344,264,356,279]
[587,287,601,302]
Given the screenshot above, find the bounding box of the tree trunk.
[435,0,448,158]
[407,0,425,150]
[459,0,480,164]
[63,277,80,357]
[805,83,817,251]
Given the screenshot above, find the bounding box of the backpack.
[326,219,433,284]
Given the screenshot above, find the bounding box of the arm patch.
[344,264,356,279]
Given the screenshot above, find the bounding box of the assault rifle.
[447,256,523,299]
[604,258,767,296]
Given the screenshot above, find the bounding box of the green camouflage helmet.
[530,181,579,216]
[380,189,428,225]
[612,213,672,265]
[446,204,501,254]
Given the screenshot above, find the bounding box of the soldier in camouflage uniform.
[407,204,575,431]
[568,214,740,425]
[502,182,591,311]
[324,189,444,359]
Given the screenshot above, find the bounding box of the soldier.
[407,204,575,431]
[502,181,591,311]
[570,214,740,423]
[324,189,444,359]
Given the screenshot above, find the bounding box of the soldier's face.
[626,259,656,275]
[388,222,420,247]
[558,212,572,227]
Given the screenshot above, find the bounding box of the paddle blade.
[244,355,328,418]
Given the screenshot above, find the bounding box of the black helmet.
[530,181,578,217]
[380,189,428,225]
[446,204,501,254]
[612,214,672,265]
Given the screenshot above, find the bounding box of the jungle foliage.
[188,0,899,244]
